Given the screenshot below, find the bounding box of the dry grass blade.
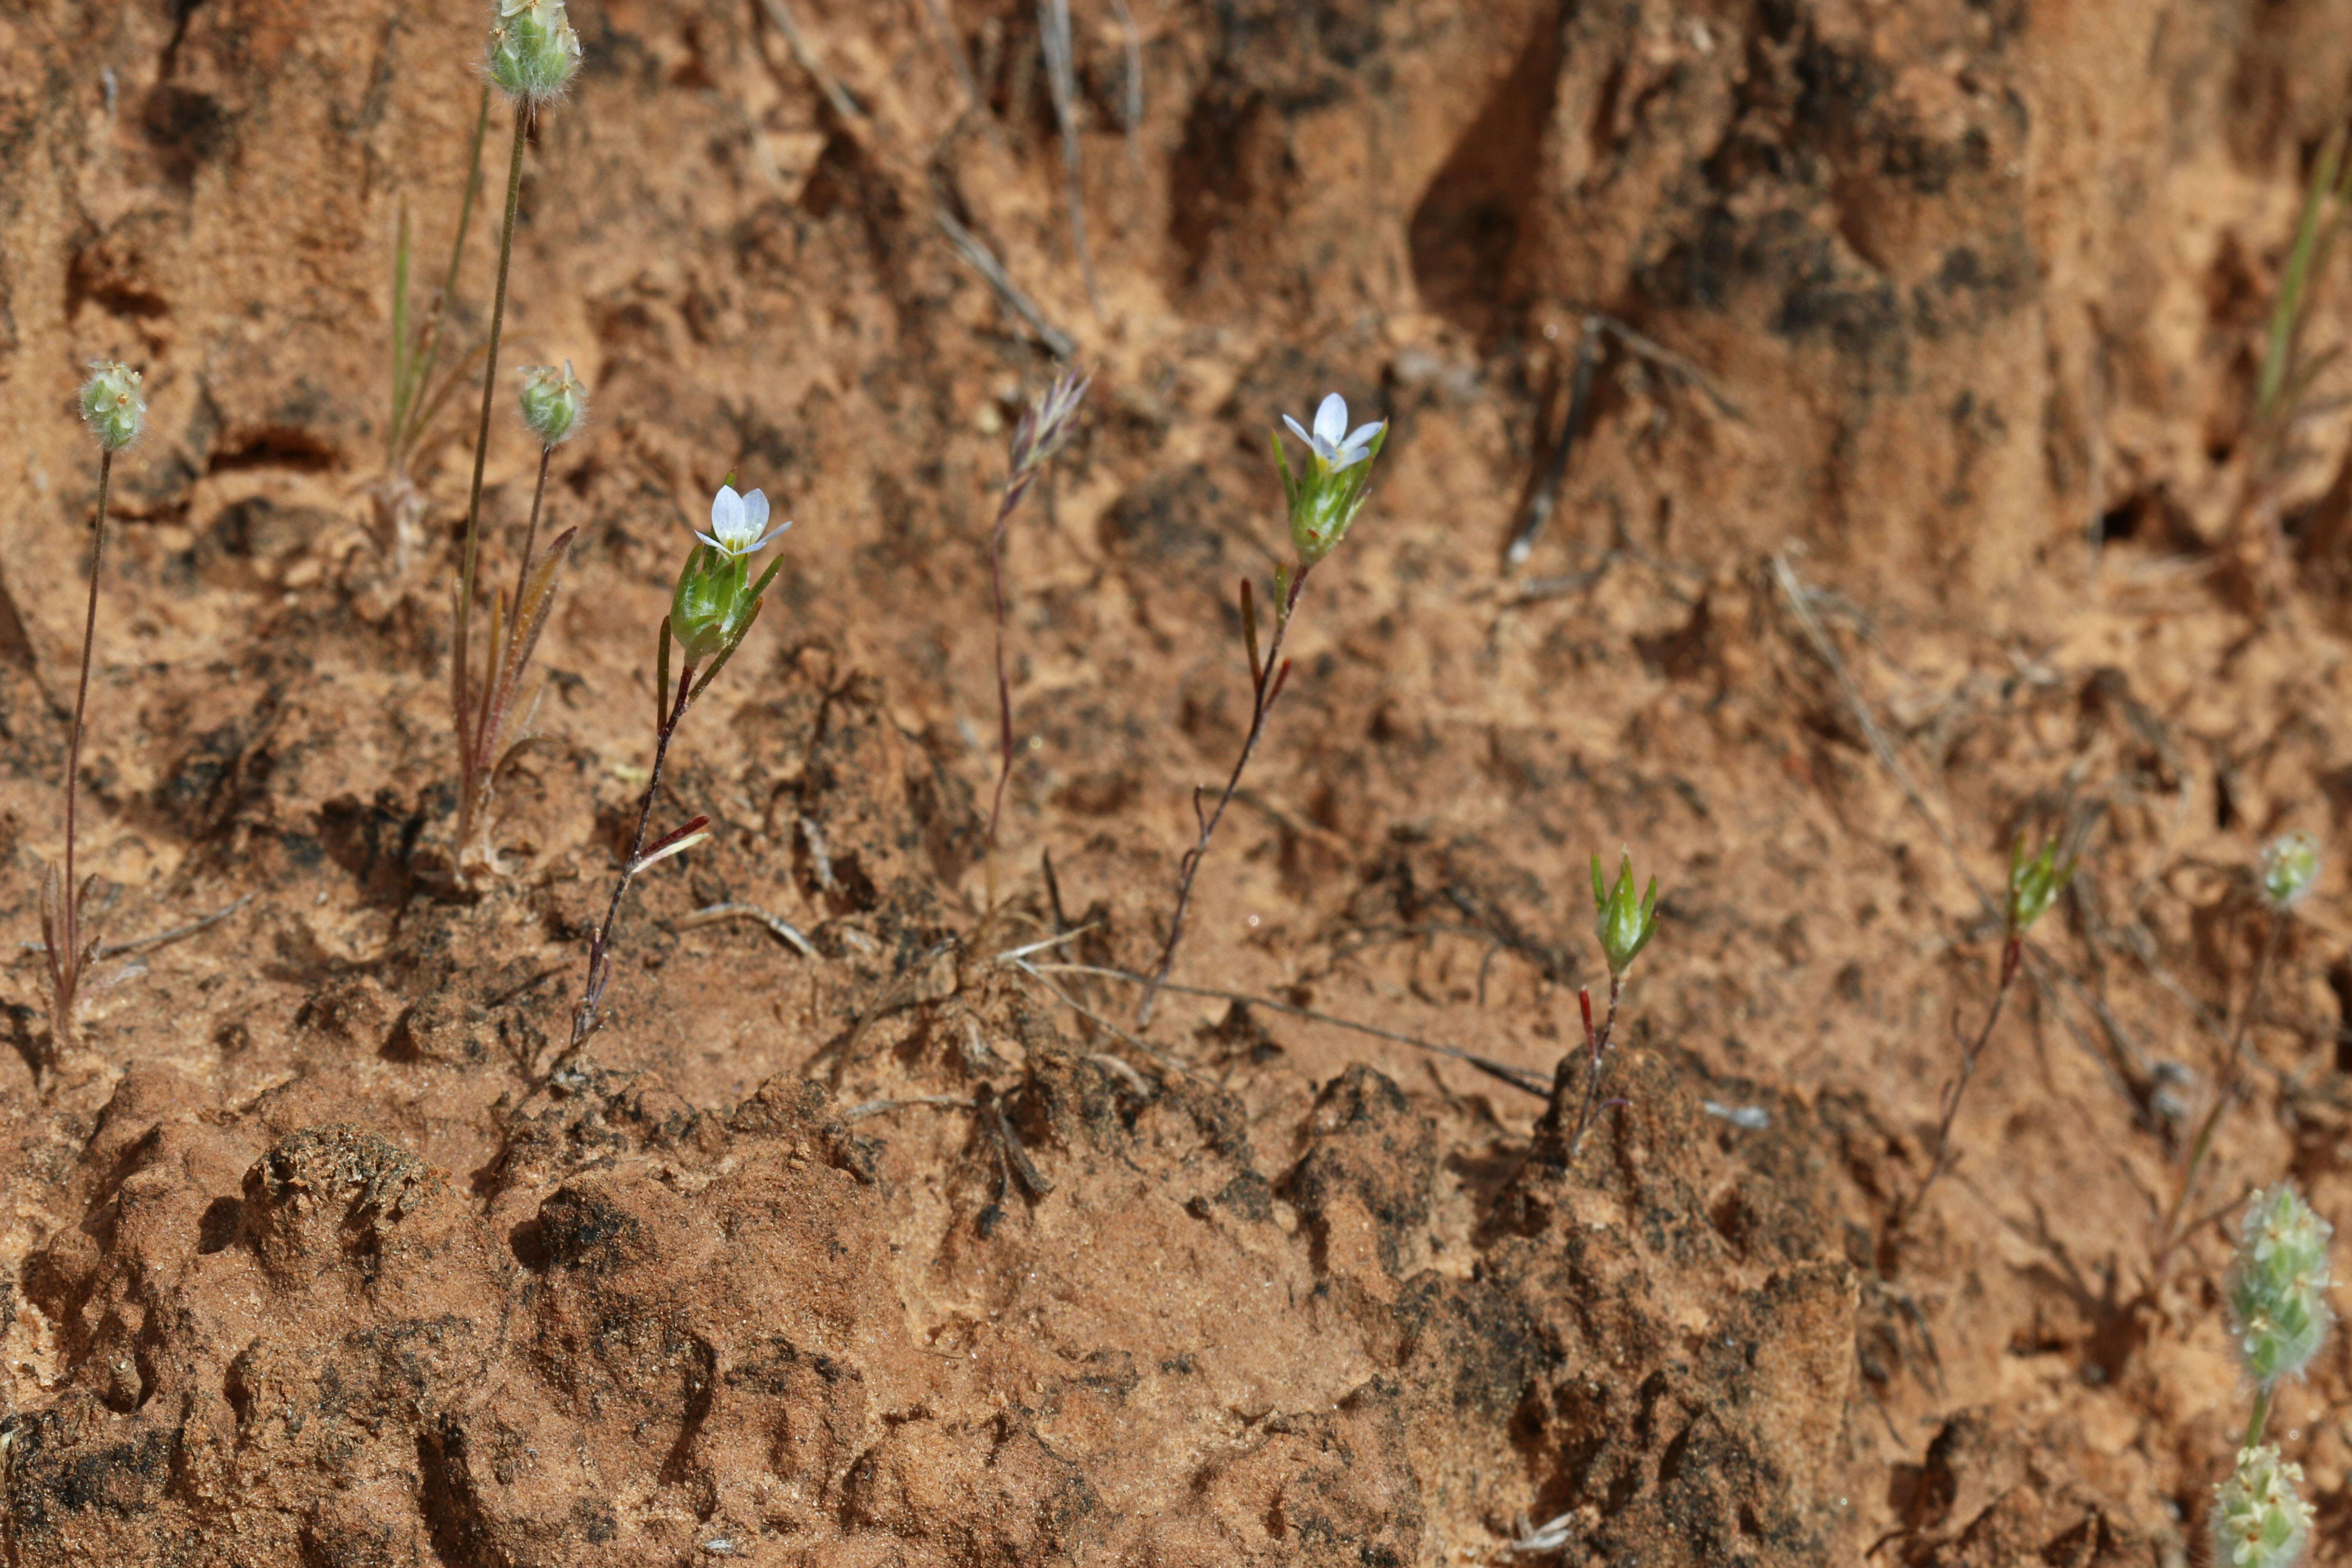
[755,0,863,122]
[1025,959,1551,1099]
[936,206,1078,359]
[996,952,1203,1085]
[683,901,818,958]
[1038,0,1104,320]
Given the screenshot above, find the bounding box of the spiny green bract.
[1590,851,1660,979]
[79,362,144,452]
[2227,1184,2334,1389]
[2212,1444,2312,1568]
[518,361,587,446]
[487,0,581,104]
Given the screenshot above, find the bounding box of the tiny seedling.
[565,483,790,1056]
[2209,1183,2330,1568]
[983,371,1090,904]
[1897,831,2074,1228]
[1535,850,1661,1162]
[40,363,145,1066]
[451,0,581,884]
[2158,832,2319,1269]
[1137,392,1386,1024]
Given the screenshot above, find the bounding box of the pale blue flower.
[1282,393,1383,474]
[694,485,791,558]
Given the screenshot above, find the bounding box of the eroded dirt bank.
[3,0,2352,1563]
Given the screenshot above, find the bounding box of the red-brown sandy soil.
[4,0,2352,1563]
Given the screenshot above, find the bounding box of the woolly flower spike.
[2261,832,2321,911]
[693,485,791,559]
[1273,392,1387,566]
[518,360,587,447]
[2227,1184,2334,1389]
[2006,833,2075,940]
[2211,1445,2312,1568]
[79,362,144,452]
[1591,850,1661,979]
[487,0,581,104]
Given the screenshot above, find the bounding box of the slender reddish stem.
[455,106,530,848]
[1138,565,1311,1025]
[570,664,697,1053]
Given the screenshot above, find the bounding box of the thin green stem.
[60,449,113,974]
[455,105,531,844]
[2156,912,2286,1275]
[2246,1384,2273,1451]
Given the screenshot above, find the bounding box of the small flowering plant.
[565,481,792,1059]
[1538,849,1666,1164]
[452,362,592,881]
[2209,1184,2332,1568]
[1274,393,1386,566]
[673,485,790,661]
[40,362,147,1067]
[450,0,584,879]
[1138,388,1388,1023]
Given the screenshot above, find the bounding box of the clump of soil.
[4,0,2352,1564]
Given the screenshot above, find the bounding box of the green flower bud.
[1274,392,1386,567]
[2212,1445,2312,1568]
[487,0,581,105]
[2261,832,2320,911]
[79,361,144,452]
[2227,1184,2334,1389]
[2005,833,2074,940]
[671,545,756,664]
[518,360,587,446]
[1590,850,1660,979]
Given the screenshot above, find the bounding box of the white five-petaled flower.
[695,484,792,558]
[1282,393,1383,473]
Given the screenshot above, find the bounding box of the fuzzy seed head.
[78,361,144,452]
[2211,1445,2312,1568]
[518,360,587,446]
[2227,1184,2334,1389]
[2261,832,2320,911]
[487,0,581,104]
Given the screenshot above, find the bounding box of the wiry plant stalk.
[453,105,532,866]
[2156,911,2285,1271]
[1896,933,2023,1229]
[983,372,1090,905]
[569,644,705,1054]
[1137,566,1308,1026]
[42,449,115,1060]
[1541,974,1623,1160]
